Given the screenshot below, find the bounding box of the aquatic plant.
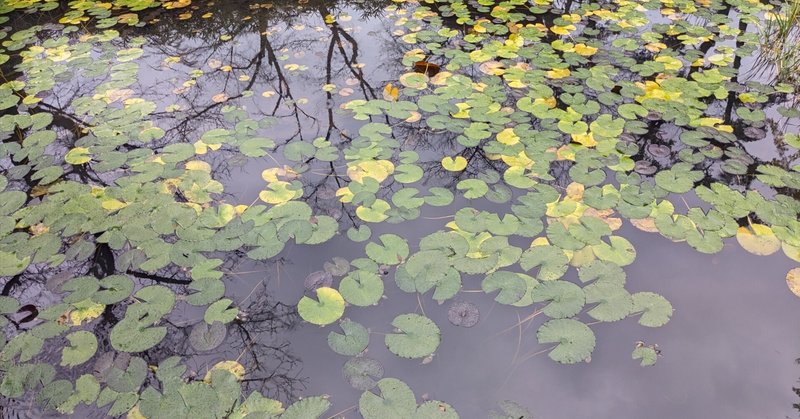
[0,0,798,417]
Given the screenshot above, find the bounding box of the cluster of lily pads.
[0,0,798,417]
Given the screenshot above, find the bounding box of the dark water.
[2,1,800,417]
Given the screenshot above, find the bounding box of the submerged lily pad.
[447,300,480,328]
[343,357,384,390]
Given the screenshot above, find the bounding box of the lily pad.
[385,314,441,359]
[537,319,596,364]
[328,319,370,356]
[298,287,345,326]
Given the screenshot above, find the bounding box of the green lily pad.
[359,378,416,419]
[537,319,596,364]
[298,287,346,326]
[631,292,673,327]
[385,314,441,359]
[328,319,369,356]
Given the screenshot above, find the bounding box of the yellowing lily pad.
[736,224,781,256]
[441,156,467,171]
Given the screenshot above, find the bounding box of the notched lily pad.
[385,313,441,359]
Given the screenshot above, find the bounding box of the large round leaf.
[327,319,369,356]
[298,287,345,326]
[537,319,596,364]
[339,270,384,306]
[385,314,441,359]
[359,378,417,419]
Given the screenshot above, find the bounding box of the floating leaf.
[61,331,97,367]
[339,270,384,306]
[584,283,633,322]
[298,287,345,326]
[366,234,409,265]
[537,319,596,364]
[631,292,673,327]
[736,224,781,256]
[281,396,331,419]
[441,156,467,171]
[632,344,658,366]
[415,401,459,419]
[787,268,800,298]
[328,319,369,356]
[204,299,238,324]
[489,400,534,419]
[531,280,585,318]
[385,314,441,359]
[359,378,417,419]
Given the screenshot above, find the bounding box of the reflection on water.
[1,0,799,417]
[275,225,800,418]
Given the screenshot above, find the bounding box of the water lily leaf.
[537,319,596,364]
[591,236,636,266]
[631,292,673,327]
[339,270,384,306]
[632,345,658,366]
[654,168,702,194]
[298,287,345,326]
[186,278,225,306]
[0,252,29,276]
[281,396,330,419]
[359,378,417,419]
[489,400,533,419]
[385,313,441,359]
[482,271,527,305]
[531,280,585,318]
[231,392,284,418]
[110,320,166,353]
[61,331,97,367]
[578,260,626,286]
[189,321,226,351]
[415,401,459,418]
[347,225,372,242]
[343,357,383,391]
[457,179,489,199]
[519,245,570,280]
[324,257,351,277]
[133,286,176,320]
[59,374,100,414]
[424,187,455,206]
[787,268,800,298]
[366,234,409,265]
[398,252,462,302]
[92,275,134,305]
[447,300,480,327]
[204,299,238,324]
[736,224,780,256]
[584,283,633,322]
[328,319,369,356]
[65,147,91,165]
[357,199,391,223]
[442,156,467,171]
[305,270,334,292]
[37,380,72,410]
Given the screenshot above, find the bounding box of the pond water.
[0,0,799,418]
